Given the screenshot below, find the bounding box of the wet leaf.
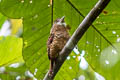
[0,36,23,66]
[0,0,120,79]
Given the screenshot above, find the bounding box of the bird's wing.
[47,34,54,60]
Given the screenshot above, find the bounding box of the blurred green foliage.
[0,0,120,80]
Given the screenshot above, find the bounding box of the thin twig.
[43,0,111,79]
[51,0,54,26]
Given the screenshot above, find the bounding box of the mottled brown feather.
[47,19,70,76]
[47,34,54,60]
[47,24,70,59]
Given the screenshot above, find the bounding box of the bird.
[47,16,70,77]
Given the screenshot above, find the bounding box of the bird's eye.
[54,19,60,23]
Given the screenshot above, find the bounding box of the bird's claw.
[49,70,54,78]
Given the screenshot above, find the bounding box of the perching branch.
[43,0,110,79]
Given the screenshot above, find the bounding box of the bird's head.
[54,16,66,27]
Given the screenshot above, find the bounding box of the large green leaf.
[0,0,49,18]
[22,0,84,79]
[0,13,7,29]
[0,63,32,80]
[22,0,82,79]
[71,0,120,79]
[0,36,23,66]
[1,0,120,80]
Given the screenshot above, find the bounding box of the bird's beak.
[60,16,65,23]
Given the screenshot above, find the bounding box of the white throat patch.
[56,22,66,27]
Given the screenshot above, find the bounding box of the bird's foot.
[49,70,54,78]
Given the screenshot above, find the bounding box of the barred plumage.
[47,16,70,77]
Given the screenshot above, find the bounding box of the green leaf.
[1,0,120,79]
[5,63,27,75]
[22,0,51,79]
[0,36,23,66]
[22,0,85,79]
[0,0,84,79]
[80,27,120,79]
[0,13,7,29]
[0,73,16,80]
[0,63,31,80]
[72,0,120,79]
[54,52,79,80]
[0,0,49,18]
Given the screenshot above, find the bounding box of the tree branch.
[43,0,111,79]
